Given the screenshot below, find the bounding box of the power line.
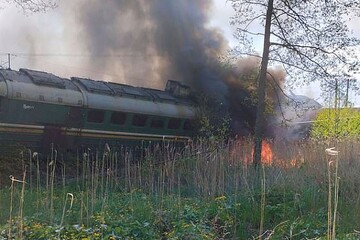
[0,53,165,58]
[7,54,165,86]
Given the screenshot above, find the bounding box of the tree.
[3,0,57,13]
[193,94,231,142]
[321,75,358,108]
[311,108,360,138]
[229,0,360,166]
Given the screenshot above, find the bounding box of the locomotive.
[0,68,195,152]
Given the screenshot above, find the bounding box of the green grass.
[0,138,360,239]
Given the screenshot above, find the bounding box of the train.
[0,68,195,152]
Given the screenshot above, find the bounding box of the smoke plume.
[69,1,223,92]
[2,0,287,136]
[62,0,289,136]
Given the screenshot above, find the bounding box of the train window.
[183,119,194,131]
[132,114,148,127]
[68,107,82,121]
[87,109,105,123]
[168,118,181,129]
[150,118,164,129]
[111,111,127,125]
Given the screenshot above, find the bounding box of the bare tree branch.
[6,0,57,13]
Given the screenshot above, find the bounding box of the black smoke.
[75,1,227,93]
[68,0,284,136]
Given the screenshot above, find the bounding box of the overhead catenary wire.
[0,53,166,87]
[0,52,166,58]
[286,115,360,125]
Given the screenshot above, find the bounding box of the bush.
[310,108,360,138]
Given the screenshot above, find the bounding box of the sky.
[0,0,237,84]
[0,0,359,106]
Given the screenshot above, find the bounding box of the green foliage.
[2,140,360,238]
[310,108,360,138]
[0,187,333,239]
[264,203,328,239]
[0,192,227,239]
[197,115,231,141]
[194,95,231,141]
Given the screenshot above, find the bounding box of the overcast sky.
[0,0,359,106]
[0,0,237,79]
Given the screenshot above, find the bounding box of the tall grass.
[1,138,360,238]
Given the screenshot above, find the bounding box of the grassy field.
[0,139,360,239]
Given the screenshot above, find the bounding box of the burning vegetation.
[230,139,304,167]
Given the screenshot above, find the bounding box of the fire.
[229,139,274,166]
[260,141,273,165]
[229,139,303,168]
[248,140,273,165]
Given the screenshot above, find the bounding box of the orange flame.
[229,139,303,168]
[229,139,274,166]
[260,141,273,165]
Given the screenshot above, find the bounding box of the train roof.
[0,68,195,118]
[0,68,81,91]
[71,77,192,105]
[0,68,84,106]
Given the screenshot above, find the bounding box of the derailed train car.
[0,68,195,151]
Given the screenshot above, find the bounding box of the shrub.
[310,108,360,138]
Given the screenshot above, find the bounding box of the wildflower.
[215,195,226,201]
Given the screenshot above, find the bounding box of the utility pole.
[345,78,350,107]
[7,53,11,70]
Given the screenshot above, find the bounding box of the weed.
[0,139,359,238]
